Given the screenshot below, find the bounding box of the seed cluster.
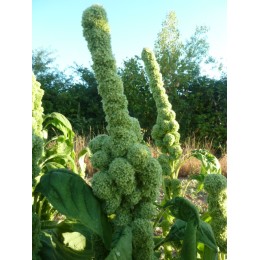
[82,5,162,259]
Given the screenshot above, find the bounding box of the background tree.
[67,65,106,134]
[32,49,72,114]
[32,49,106,135]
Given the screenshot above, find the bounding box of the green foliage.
[155,198,218,260]
[106,226,132,260]
[35,169,113,249]
[191,149,221,174]
[32,5,227,260]
[184,149,222,194]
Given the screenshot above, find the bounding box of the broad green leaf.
[39,230,94,260]
[43,112,74,140]
[164,197,200,225]
[154,219,186,250]
[197,221,218,252]
[105,226,132,260]
[191,149,221,174]
[35,169,112,249]
[203,245,218,260]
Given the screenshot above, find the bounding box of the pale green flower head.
[163,133,176,146]
[168,144,183,160]
[114,207,132,226]
[110,129,138,157]
[106,111,132,130]
[151,124,165,140]
[158,108,176,121]
[132,218,155,259]
[91,171,115,200]
[82,4,110,31]
[103,98,128,117]
[204,174,227,195]
[133,201,157,219]
[129,117,143,142]
[103,193,122,214]
[82,5,110,50]
[139,157,162,200]
[132,218,154,243]
[90,150,110,170]
[138,157,162,186]
[108,158,136,195]
[88,134,109,154]
[124,188,142,207]
[127,143,152,170]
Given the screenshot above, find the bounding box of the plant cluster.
[32,74,44,260]
[32,4,227,260]
[82,5,162,259]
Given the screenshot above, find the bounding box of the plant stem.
[38,197,46,219]
[153,207,169,228]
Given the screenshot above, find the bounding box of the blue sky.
[32,0,226,75]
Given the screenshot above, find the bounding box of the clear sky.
[32,0,226,74]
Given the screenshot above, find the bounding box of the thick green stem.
[180,221,197,260]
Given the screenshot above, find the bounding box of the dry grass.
[178,157,202,177]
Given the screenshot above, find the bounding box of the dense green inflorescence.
[32,74,44,183]
[82,5,162,259]
[32,74,44,259]
[32,74,44,138]
[204,174,227,253]
[141,48,182,198]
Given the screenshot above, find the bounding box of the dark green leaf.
[164,197,200,225]
[203,245,218,260]
[105,226,132,260]
[197,221,218,252]
[35,169,112,249]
